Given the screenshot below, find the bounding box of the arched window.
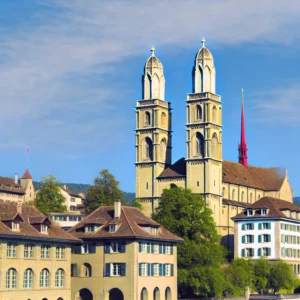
[241,191,244,202]
[144,137,153,160]
[165,287,172,300]
[204,65,211,92]
[23,268,33,289]
[161,112,166,126]
[170,183,177,189]
[40,268,50,287]
[145,112,151,126]
[212,106,217,122]
[211,133,218,158]
[196,105,202,120]
[82,263,92,277]
[160,139,167,162]
[153,287,160,300]
[6,268,17,289]
[152,74,160,99]
[232,190,235,200]
[55,269,65,288]
[195,132,204,157]
[222,187,225,197]
[141,287,148,300]
[250,193,253,203]
[57,298,63,300]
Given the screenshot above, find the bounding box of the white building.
[233,196,300,275]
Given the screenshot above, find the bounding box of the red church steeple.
[238,88,248,168]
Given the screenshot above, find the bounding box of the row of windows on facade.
[141,286,172,300]
[241,222,271,230]
[11,222,48,233]
[85,224,117,233]
[242,234,271,244]
[142,137,166,161]
[6,243,65,259]
[281,234,300,244]
[71,242,174,255]
[241,248,271,257]
[281,223,300,231]
[187,105,219,123]
[5,268,65,289]
[222,188,261,203]
[143,111,167,127]
[51,215,82,222]
[281,248,300,258]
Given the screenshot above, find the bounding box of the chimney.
[63,184,67,190]
[17,201,22,214]
[114,199,121,219]
[14,173,18,184]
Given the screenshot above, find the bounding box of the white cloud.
[1,0,300,153]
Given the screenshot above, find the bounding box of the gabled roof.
[68,205,182,242]
[222,198,250,209]
[0,177,24,195]
[0,201,79,242]
[21,169,32,180]
[232,197,300,221]
[158,158,186,179]
[61,187,83,199]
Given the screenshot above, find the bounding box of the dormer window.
[41,225,48,234]
[261,209,267,216]
[12,222,19,231]
[109,225,116,233]
[87,225,94,232]
[151,227,158,235]
[247,209,253,217]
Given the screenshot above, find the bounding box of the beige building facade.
[0,200,79,300]
[135,41,293,249]
[69,200,182,300]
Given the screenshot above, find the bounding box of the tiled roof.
[232,197,300,220]
[157,158,285,192]
[21,169,32,180]
[158,158,186,178]
[61,187,83,199]
[68,205,183,242]
[222,198,250,208]
[0,201,79,242]
[223,160,285,191]
[0,177,25,195]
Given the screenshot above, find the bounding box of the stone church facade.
[135,42,293,248]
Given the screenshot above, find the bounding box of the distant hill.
[33,181,135,204]
[293,197,300,206]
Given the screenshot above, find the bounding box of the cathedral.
[135,40,293,248]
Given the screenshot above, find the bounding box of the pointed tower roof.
[21,169,32,180]
[238,88,248,168]
[195,37,214,62]
[144,46,163,70]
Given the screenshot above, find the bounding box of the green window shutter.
[139,263,142,276]
[171,264,174,276]
[251,235,254,243]
[147,243,151,253]
[268,234,271,242]
[258,223,262,230]
[241,249,245,257]
[159,244,163,254]
[268,223,271,229]
[242,236,245,244]
[105,263,110,276]
[147,263,151,276]
[139,242,142,252]
[242,224,245,230]
[268,248,271,256]
[170,245,173,255]
[258,248,261,256]
[159,264,163,276]
[258,235,261,243]
[121,263,126,276]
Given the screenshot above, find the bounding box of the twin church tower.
[135,40,222,225]
[135,40,293,246]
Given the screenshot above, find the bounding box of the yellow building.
[135,41,293,249]
[0,200,80,300]
[68,200,182,300]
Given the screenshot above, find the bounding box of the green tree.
[254,258,270,294]
[224,259,254,295]
[268,261,296,293]
[132,199,143,210]
[34,175,67,215]
[153,187,226,297]
[85,169,124,214]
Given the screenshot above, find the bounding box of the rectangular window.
[7,243,17,258]
[139,263,147,276]
[152,243,159,254]
[87,225,94,232]
[152,263,159,276]
[71,197,75,202]
[244,223,254,230]
[262,223,271,229]
[41,245,50,259]
[109,225,116,232]
[24,244,34,258]
[262,234,271,242]
[245,235,254,243]
[139,242,147,253]
[261,209,267,216]
[108,263,125,276]
[110,242,125,253]
[164,244,170,254]
[262,247,271,256]
[12,222,19,231]
[41,225,48,233]
[243,248,254,257]
[82,243,96,254]
[56,246,65,259]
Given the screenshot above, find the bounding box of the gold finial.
[201,37,206,47]
[150,46,155,56]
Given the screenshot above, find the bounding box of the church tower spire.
[238,88,248,168]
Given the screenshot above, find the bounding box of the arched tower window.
[241,191,244,202]
[195,132,204,158]
[212,106,217,123]
[232,190,235,200]
[204,65,211,92]
[196,105,202,120]
[170,183,177,189]
[144,137,153,161]
[160,138,167,162]
[145,112,151,126]
[211,133,218,158]
[151,74,160,99]
[161,112,166,126]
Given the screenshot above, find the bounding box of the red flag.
[26,147,29,154]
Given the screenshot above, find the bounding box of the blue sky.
[1,0,300,195]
